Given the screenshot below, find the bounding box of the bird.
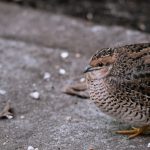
[84,43,150,138]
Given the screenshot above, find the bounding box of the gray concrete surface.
[0,2,150,150]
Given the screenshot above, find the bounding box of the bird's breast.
[87,79,150,125]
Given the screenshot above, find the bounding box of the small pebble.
[43,72,51,80]
[27,146,38,150]
[66,116,72,121]
[0,89,6,95]
[30,91,40,100]
[20,115,25,119]
[59,68,66,75]
[138,23,146,31]
[32,83,37,88]
[60,51,69,59]
[147,143,150,147]
[75,53,81,58]
[88,146,94,150]
[80,78,85,82]
[6,115,13,119]
[86,12,93,20]
[27,146,34,150]
[91,26,102,32]
[3,141,7,145]
[55,65,60,69]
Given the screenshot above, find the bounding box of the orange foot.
[116,126,149,139]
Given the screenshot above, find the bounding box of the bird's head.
[84,48,117,80]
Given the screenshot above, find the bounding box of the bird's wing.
[110,43,150,97]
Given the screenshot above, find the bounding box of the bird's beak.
[83,65,93,73]
[84,65,102,73]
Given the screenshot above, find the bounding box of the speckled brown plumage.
[84,43,150,138]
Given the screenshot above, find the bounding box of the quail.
[84,43,150,138]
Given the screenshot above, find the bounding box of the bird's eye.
[98,63,103,67]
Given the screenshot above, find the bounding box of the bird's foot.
[116,126,149,138]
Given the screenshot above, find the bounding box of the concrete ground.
[0,2,150,150]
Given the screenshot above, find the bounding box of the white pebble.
[75,53,81,58]
[60,51,69,59]
[0,89,6,95]
[43,72,51,80]
[6,115,13,119]
[30,91,40,100]
[91,26,103,32]
[147,143,150,147]
[27,146,38,150]
[20,115,25,119]
[27,146,34,150]
[59,68,66,75]
[66,116,72,121]
[80,78,85,82]
[3,140,9,145]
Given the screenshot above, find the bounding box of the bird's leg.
[116,125,149,138]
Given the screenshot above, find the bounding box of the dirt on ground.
[0,2,150,150]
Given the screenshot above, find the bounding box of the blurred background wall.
[1,0,150,33]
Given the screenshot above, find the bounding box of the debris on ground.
[0,101,14,119]
[20,115,25,119]
[27,146,39,150]
[75,53,81,58]
[43,72,51,81]
[30,91,40,100]
[59,68,66,75]
[0,89,6,95]
[60,51,69,59]
[88,146,95,150]
[65,116,72,122]
[147,143,150,147]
